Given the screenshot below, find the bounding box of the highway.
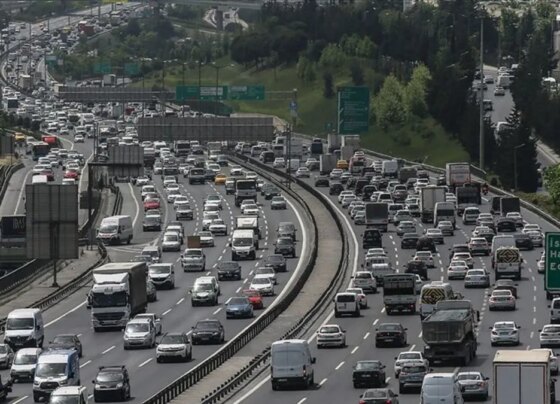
[232,156,554,404]
[0,158,311,403]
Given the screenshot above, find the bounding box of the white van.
[32,175,48,184]
[10,347,42,382]
[231,229,257,260]
[97,215,133,245]
[33,349,80,402]
[270,339,315,390]
[421,373,464,404]
[491,235,515,256]
[381,160,399,178]
[4,309,44,350]
[334,292,360,317]
[420,282,455,318]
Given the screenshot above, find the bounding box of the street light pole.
[513,143,526,191]
[479,14,485,170]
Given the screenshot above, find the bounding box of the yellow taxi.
[13,132,26,143]
[214,173,227,185]
[336,159,349,170]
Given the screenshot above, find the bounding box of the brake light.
[359,401,366,404]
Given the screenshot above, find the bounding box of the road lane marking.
[319,378,328,386]
[236,287,241,293]
[296,399,307,404]
[139,358,153,367]
[45,301,87,327]
[213,308,222,315]
[351,346,359,354]
[176,298,184,305]
[373,319,379,326]
[409,344,416,351]
[102,346,115,354]
[335,361,345,370]
[12,396,29,404]
[364,332,370,340]
[162,309,172,316]
[128,183,141,227]
[14,168,33,214]
[80,360,91,368]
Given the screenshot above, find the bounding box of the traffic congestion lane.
[0,165,308,403]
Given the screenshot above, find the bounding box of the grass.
[517,192,560,219]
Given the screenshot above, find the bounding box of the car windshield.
[194,283,214,291]
[50,397,80,404]
[379,324,401,331]
[164,234,178,242]
[126,323,149,333]
[99,224,118,233]
[149,265,170,274]
[196,321,219,330]
[229,297,248,305]
[494,323,515,329]
[218,262,238,270]
[36,363,66,377]
[14,353,36,365]
[160,335,185,345]
[458,373,482,381]
[252,278,269,285]
[277,238,292,245]
[356,361,380,370]
[320,326,340,333]
[267,255,283,263]
[233,238,253,247]
[185,250,201,256]
[544,326,560,333]
[6,317,34,330]
[97,372,124,382]
[52,336,74,344]
[399,353,421,360]
[364,390,388,398]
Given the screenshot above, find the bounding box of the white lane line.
[45,301,86,327]
[79,360,91,368]
[364,332,370,340]
[102,345,115,354]
[296,399,307,404]
[533,318,537,325]
[409,344,416,351]
[213,307,222,315]
[128,183,141,227]
[162,309,172,316]
[77,333,82,337]
[385,377,392,384]
[243,278,248,284]
[335,361,345,370]
[351,346,359,354]
[11,396,29,404]
[373,319,379,326]
[88,395,93,400]
[530,331,535,339]
[236,287,241,293]
[418,331,423,338]
[139,358,153,368]
[176,298,184,305]
[319,378,328,386]
[14,168,33,214]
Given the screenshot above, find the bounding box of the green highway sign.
[229,85,265,100]
[45,55,57,62]
[176,85,200,101]
[546,233,560,290]
[93,62,112,74]
[124,63,140,75]
[337,86,370,135]
[200,86,228,101]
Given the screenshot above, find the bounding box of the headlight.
[116,383,123,388]
[33,380,40,386]
[59,380,68,385]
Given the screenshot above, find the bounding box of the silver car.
[457,371,489,400]
[437,221,454,236]
[464,269,490,288]
[123,318,156,349]
[488,290,516,311]
[0,344,14,369]
[156,332,192,363]
[540,325,560,348]
[270,196,287,210]
[490,321,520,346]
[161,232,181,252]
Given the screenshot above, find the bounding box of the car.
[242,289,264,309]
[316,324,346,348]
[217,261,242,281]
[226,297,254,319]
[358,388,399,404]
[166,189,181,203]
[352,271,377,293]
[242,203,260,216]
[424,228,444,244]
[270,196,287,210]
[47,334,83,357]
[533,348,559,374]
[447,261,469,280]
[451,252,473,268]
[143,196,161,211]
[197,231,215,248]
[413,274,423,293]
[413,251,435,268]
[202,212,220,230]
[214,173,227,185]
[156,332,192,362]
[274,237,296,257]
[338,190,354,203]
[526,230,543,247]
[394,351,428,378]
[354,211,366,225]
[506,211,524,226]
[393,210,412,226]
[396,221,416,237]
[255,266,277,285]
[93,366,131,402]
[476,213,493,226]
[352,360,386,388]
[208,219,228,236]
[464,269,490,288]
[375,323,407,348]
[272,158,285,168]
[161,232,181,252]
[399,361,429,393]
[490,321,520,346]
[0,344,14,369]
[341,194,357,208]
[468,237,490,255]
[264,254,287,272]
[405,260,428,280]
[494,86,505,96]
[123,318,156,349]
[401,233,419,249]
[143,215,162,232]
[176,206,194,220]
[472,225,493,238]
[329,182,344,195]
[346,288,368,308]
[538,253,545,274]
[514,232,534,250]
[315,176,329,187]
[457,371,489,400]
[523,223,541,233]
[250,275,275,296]
[493,279,518,298]
[295,167,310,178]
[191,319,225,345]
[488,289,516,311]
[64,169,79,180]
[539,325,560,348]
[135,176,151,186]
[146,280,157,302]
[74,134,84,143]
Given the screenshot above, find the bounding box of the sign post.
[337,86,370,135]
[545,232,560,297]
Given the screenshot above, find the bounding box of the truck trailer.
[446,162,471,193]
[419,186,446,223]
[365,202,389,232]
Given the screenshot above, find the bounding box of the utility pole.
[479,15,485,170]
[286,126,292,190]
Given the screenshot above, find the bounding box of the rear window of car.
[336,294,356,302]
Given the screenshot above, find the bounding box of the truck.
[90,262,148,332]
[235,216,261,239]
[419,186,446,223]
[289,159,300,172]
[445,162,471,193]
[494,246,522,280]
[398,167,417,184]
[341,134,360,150]
[421,300,478,366]
[309,138,323,156]
[234,179,257,207]
[365,202,389,232]
[284,138,303,159]
[383,274,417,314]
[173,140,190,157]
[493,350,552,404]
[319,154,337,175]
[327,133,341,153]
[455,186,480,215]
[341,146,354,161]
[103,74,116,87]
[434,202,456,227]
[143,147,156,168]
[500,197,520,216]
[364,256,393,285]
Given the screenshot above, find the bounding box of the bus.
[419,281,459,319]
[30,141,50,161]
[41,135,58,148]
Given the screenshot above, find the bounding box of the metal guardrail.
[143,156,321,404]
[110,184,123,216]
[0,162,23,203]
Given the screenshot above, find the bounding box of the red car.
[143,197,161,211]
[64,169,79,180]
[243,289,264,309]
[41,169,55,181]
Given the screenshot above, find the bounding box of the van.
[33,349,80,402]
[270,339,315,390]
[231,229,257,260]
[49,386,88,404]
[362,229,382,249]
[334,292,360,317]
[97,215,133,245]
[491,235,515,256]
[421,373,464,404]
[10,347,42,382]
[381,160,399,178]
[550,298,560,324]
[141,246,162,263]
[4,309,44,350]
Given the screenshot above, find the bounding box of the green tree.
[373,74,406,129]
[404,64,431,118]
[304,63,317,83]
[350,62,364,86]
[356,36,376,59]
[297,55,309,79]
[545,165,560,204]
[125,18,141,37]
[323,71,334,98]
[318,43,345,69]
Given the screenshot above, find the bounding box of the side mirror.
[92,380,96,384]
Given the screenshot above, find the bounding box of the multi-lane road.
[232,155,555,404]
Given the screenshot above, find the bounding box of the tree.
[318,44,345,69]
[304,63,317,82]
[544,164,560,204]
[323,72,334,98]
[297,55,309,79]
[350,62,364,85]
[125,18,141,37]
[404,64,431,118]
[373,75,406,129]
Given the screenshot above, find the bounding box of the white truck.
[493,350,552,404]
[90,262,148,331]
[434,202,456,227]
[341,134,360,150]
[382,274,417,314]
[445,162,471,192]
[419,186,446,223]
[284,138,304,159]
[319,154,337,175]
[365,202,389,232]
[235,216,261,240]
[494,246,522,280]
[327,133,341,153]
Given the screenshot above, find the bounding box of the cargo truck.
[445,162,471,193]
[493,350,552,404]
[398,167,417,184]
[500,197,520,216]
[494,246,522,280]
[284,138,303,159]
[341,134,360,150]
[434,202,456,227]
[327,133,340,153]
[422,300,478,365]
[319,154,337,175]
[455,186,480,215]
[235,216,261,239]
[383,274,417,314]
[90,262,148,332]
[309,139,323,156]
[365,202,389,232]
[419,186,446,223]
[341,146,354,161]
[234,179,257,207]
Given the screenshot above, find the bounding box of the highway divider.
[0,161,23,203]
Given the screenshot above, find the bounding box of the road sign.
[94,62,112,74]
[337,86,370,135]
[546,232,560,290]
[176,85,200,101]
[229,85,265,101]
[124,63,139,76]
[200,86,228,101]
[45,55,57,62]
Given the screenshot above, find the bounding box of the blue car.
[226,297,254,319]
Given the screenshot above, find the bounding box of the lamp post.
[478,10,485,171]
[513,143,526,191]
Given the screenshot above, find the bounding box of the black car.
[191,319,225,345]
[449,244,470,260]
[416,236,436,253]
[93,366,131,402]
[362,185,376,200]
[315,176,330,187]
[142,216,161,231]
[263,186,281,200]
[48,334,82,357]
[346,177,357,189]
[274,237,296,257]
[260,183,276,196]
[514,233,534,250]
[363,229,382,249]
[496,218,516,233]
[216,155,229,166]
[264,254,287,272]
[352,360,387,388]
[375,323,407,347]
[329,182,344,195]
[217,261,242,281]
[205,169,216,181]
[401,233,419,249]
[436,175,446,186]
[405,260,428,280]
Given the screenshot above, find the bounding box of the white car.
[533,348,559,374]
[208,219,228,236]
[330,168,343,180]
[447,261,469,280]
[174,196,190,210]
[316,324,346,348]
[506,211,524,226]
[161,232,181,252]
[346,288,367,308]
[74,134,84,143]
[273,158,285,168]
[413,251,435,268]
[338,190,354,203]
[538,253,545,274]
[156,332,192,363]
[255,266,277,285]
[394,351,428,378]
[205,195,223,210]
[242,204,260,216]
[488,290,516,311]
[341,195,357,208]
[476,213,493,225]
[135,313,163,335]
[540,325,560,348]
[295,167,310,178]
[197,231,215,248]
[523,223,541,233]
[166,189,182,203]
[414,274,423,293]
[494,86,505,96]
[249,275,275,296]
[464,269,490,288]
[451,252,474,268]
[490,321,520,346]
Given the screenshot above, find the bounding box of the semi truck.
[365,202,389,232]
[445,162,471,193]
[494,246,522,280]
[90,262,148,332]
[493,350,552,404]
[319,154,337,175]
[421,300,478,365]
[419,186,446,223]
[341,146,354,161]
[500,197,521,215]
[382,274,417,314]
